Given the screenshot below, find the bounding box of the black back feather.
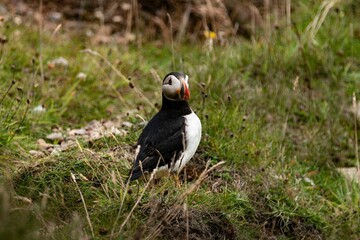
[128,95,192,180]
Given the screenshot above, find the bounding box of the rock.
[29,150,45,157]
[69,128,87,136]
[37,139,53,150]
[89,131,102,140]
[121,121,133,128]
[48,11,62,22]
[103,120,115,129]
[86,120,102,130]
[67,136,77,141]
[60,140,76,150]
[337,167,360,185]
[51,146,62,156]
[37,114,132,153]
[109,127,126,136]
[46,132,64,141]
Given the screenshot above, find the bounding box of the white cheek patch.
[162,76,182,101]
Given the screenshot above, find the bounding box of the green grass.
[1,0,360,239]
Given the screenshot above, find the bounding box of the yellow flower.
[203,30,217,39]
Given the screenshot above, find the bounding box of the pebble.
[50,146,62,156]
[29,150,45,157]
[121,121,133,128]
[37,139,53,149]
[46,132,64,141]
[69,128,87,136]
[103,120,115,129]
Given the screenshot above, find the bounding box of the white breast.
[172,111,202,172]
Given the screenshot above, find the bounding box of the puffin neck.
[161,94,192,115]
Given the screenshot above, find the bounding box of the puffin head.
[162,72,190,101]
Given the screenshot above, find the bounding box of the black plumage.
[128,95,192,180]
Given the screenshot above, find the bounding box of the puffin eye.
[168,78,172,85]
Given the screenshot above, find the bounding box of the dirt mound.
[137,203,237,240]
[161,209,236,240]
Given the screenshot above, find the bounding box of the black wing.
[129,111,186,180]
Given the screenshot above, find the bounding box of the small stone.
[29,150,45,157]
[48,11,62,22]
[337,168,360,185]
[60,140,76,150]
[67,136,77,141]
[103,120,115,129]
[121,121,133,128]
[37,139,53,150]
[51,146,62,156]
[89,131,102,140]
[86,120,102,130]
[109,127,123,136]
[46,132,64,141]
[29,150,39,155]
[69,128,87,136]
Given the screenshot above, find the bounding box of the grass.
[1,0,360,239]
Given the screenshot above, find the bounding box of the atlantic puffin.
[128,72,202,181]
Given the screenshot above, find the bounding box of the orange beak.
[181,80,190,100]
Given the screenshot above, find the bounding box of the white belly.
[172,111,202,172]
